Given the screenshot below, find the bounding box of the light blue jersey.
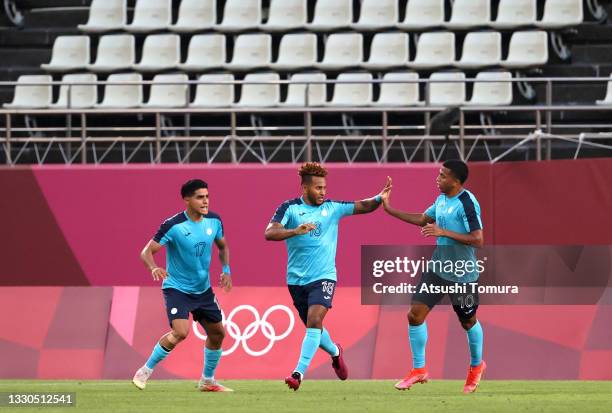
[271,197,355,286]
[424,189,482,283]
[153,211,224,294]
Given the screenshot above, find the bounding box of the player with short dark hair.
[265,162,391,391]
[132,179,234,392]
[382,160,486,393]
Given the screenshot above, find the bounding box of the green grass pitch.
[1,380,611,413]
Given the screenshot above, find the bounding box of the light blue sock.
[145,343,170,370]
[295,328,322,375]
[319,328,339,356]
[203,348,223,379]
[409,322,428,369]
[466,321,483,367]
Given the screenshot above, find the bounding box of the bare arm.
[380,177,434,227]
[214,237,232,292]
[140,239,167,281]
[264,221,317,241]
[353,176,393,215]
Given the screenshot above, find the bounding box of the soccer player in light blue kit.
[265,162,391,391]
[133,179,234,392]
[382,160,486,393]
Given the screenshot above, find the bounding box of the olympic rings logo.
[192,304,295,357]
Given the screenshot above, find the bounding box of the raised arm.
[140,239,167,281]
[353,176,392,215]
[214,237,232,292]
[380,177,434,227]
[264,221,317,241]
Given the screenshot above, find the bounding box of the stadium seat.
[96,73,143,108]
[501,31,548,68]
[361,32,409,70]
[444,0,490,29]
[216,0,261,32]
[466,71,513,105]
[78,0,126,32]
[260,0,307,32]
[225,34,271,70]
[49,73,98,108]
[235,73,280,107]
[270,33,317,70]
[373,71,422,106]
[190,73,234,107]
[536,0,583,29]
[397,0,444,30]
[141,73,189,108]
[316,33,363,70]
[87,34,135,72]
[283,72,327,106]
[595,74,612,105]
[40,36,90,72]
[326,72,373,106]
[168,0,216,32]
[428,72,466,106]
[3,75,53,109]
[351,0,398,30]
[124,0,171,33]
[407,32,455,69]
[307,0,352,31]
[490,0,536,29]
[178,34,226,71]
[133,34,181,72]
[455,31,501,69]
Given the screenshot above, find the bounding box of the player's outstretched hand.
[381,176,392,208]
[151,267,167,281]
[294,222,317,235]
[379,176,392,197]
[220,273,232,293]
[421,223,444,238]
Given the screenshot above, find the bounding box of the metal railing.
[1,76,612,164]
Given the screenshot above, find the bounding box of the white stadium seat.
[466,71,513,106]
[407,32,455,69]
[260,0,306,32]
[49,73,97,108]
[235,73,280,107]
[169,0,216,32]
[283,72,327,106]
[444,0,490,30]
[124,0,171,33]
[41,36,90,72]
[178,34,226,71]
[428,72,466,106]
[397,0,444,30]
[326,72,373,106]
[491,0,537,29]
[501,31,548,68]
[78,0,126,32]
[216,0,261,32]
[96,73,143,108]
[595,74,612,105]
[190,73,235,108]
[133,34,181,72]
[536,0,583,29]
[361,32,409,70]
[374,72,422,106]
[351,0,398,30]
[142,73,189,108]
[316,33,363,70]
[3,75,53,109]
[270,33,317,70]
[455,31,502,69]
[307,0,352,31]
[88,34,135,72]
[225,34,271,70]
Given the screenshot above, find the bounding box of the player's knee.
[407,309,425,326]
[459,317,476,331]
[306,316,323,329]
[171,328,189,342]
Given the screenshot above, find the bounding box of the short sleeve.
[270,201,293,226]
[459,193,482,232]
[330,200,355,219]
[215,218,224,240]
[424,202,437,220]
[153,221,174,246]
